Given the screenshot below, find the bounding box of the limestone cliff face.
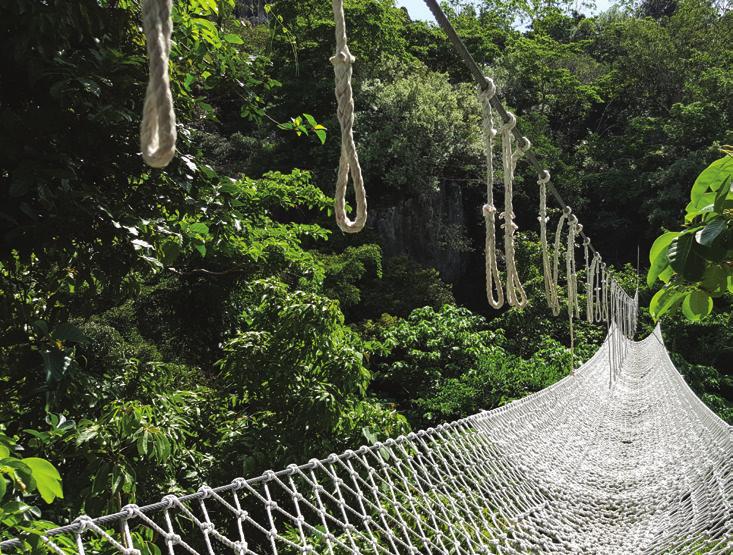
[368,181,482,284]
[235,0,267,23]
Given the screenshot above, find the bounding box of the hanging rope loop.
[499,110,527,308]
[331,0,367,233]
[141,0,177,168]
[478,77,503,308]
[538,170,561,315]
[566,213,580,320]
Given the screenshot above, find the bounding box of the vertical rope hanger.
[586,240,597,323]
[566,212,579,367]
[538,171,561,315]
[141,0,177,168]
[549,207,571,316]
[593,253,604,322]
[478,79,504,308]
[331,0,367,233]
[499,113,530,308]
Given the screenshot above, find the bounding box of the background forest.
[1,0,731,543]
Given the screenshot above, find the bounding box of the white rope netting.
[10,325,730,555]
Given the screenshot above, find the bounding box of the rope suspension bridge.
[2,326,730,554]
[4,1,730,553]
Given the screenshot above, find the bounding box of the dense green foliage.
[648,150,733,320]
[1,0,731,545]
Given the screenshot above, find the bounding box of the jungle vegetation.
[0,0,731,545]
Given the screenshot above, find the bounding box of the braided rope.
[593,254,603,323]
[601,263,609,323]
[537,171,562,315]
[140,0,177,168]
[565,213,579,368]
[499,112,528,308]
[331,0,367,233]
[547,207,570,317]
[572,221,582,320]
[478,80,504,309]
[587,249,598,323]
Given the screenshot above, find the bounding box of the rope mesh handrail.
[4,324,731,555]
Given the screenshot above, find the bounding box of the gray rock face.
[369,180,478,284]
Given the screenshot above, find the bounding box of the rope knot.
[516,136,531,154]
[482,203,496,217]
[121,504,139,519]
[538,170,551,184]
[231,477,247,490]
[479,77,496,101]
[499,111,517,133]
[329,46,355,67]
[198,485,213,498]
[74,515,93,533]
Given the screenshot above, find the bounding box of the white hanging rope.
[565,212,579,365]
[479,80,504,309]
[537,171,561,315]
[331,0,367,233]
[573,222,582,320]
[593,254,604,323]
[602,264,608,323]
[586,241,597,323]
[546,207,569,317]
[499,112,529,308]
[140,0,177,168]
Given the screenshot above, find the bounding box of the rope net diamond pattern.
[6,326,731,555]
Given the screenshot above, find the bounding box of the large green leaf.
[695,218,727,247]
[681,290,712,322]
[51,323,89,344]
[649,288,686,321]
[21,458,63,504]
[701,266,727,295]
[667,233,706,281]
[647,231,679,286]
[691,156,733,203]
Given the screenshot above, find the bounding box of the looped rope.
[566,213,580,321]
[581,233,591,322]
[141,0,176,168]
[587,247,598,323]
[593,254,604,322]
[538,171,560,314]
[546,206,571,316]
[601,263,609,322]
[499,110,527,308]
[478,78,503,308]
[331,0,367,233]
